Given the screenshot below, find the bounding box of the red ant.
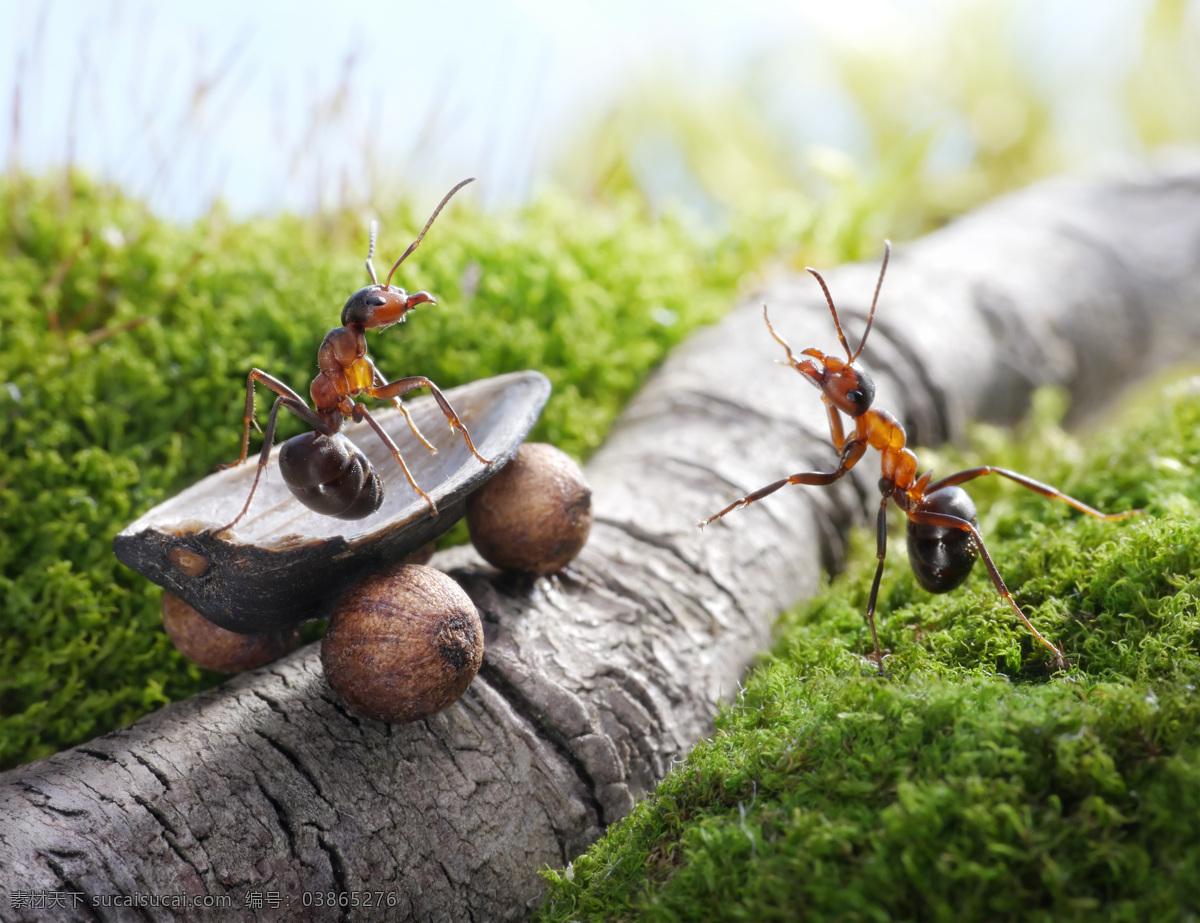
[700,241,1140,672]
[218,178,491,533]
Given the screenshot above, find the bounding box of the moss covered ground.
[537,384,1200,921]
[4,167,1198,920]
[0,174,752,770]
[4,8,1200,916]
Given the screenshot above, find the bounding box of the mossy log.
[4,159,1200,921]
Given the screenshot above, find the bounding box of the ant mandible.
[700,241,1140,672]
[218,178,491,534]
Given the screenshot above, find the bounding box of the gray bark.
[5,156,1200,922]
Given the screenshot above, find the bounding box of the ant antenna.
[855,239,890,362]
[805,239,891,363]
[365,221,379,285]
[762,304,802,369]
[383,177,476,288]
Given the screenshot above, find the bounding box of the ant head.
[346,178,475,330]
[764,241,890,418]
[796,349,877,417]
[340,284,428,329]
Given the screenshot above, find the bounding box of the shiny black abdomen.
[906,485,979,594]
[278,432,384,520]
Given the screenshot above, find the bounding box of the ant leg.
[926,467,1141,521]
[908,508,1068,672]
[763,304,812,373]
[699,439,867,527]
[863,495,890,672]
[368,362,437,454]
[221,369,315,469]
[218,394,323,534]
[763,307,833,442]
[822,398,847,451]
[351,403,438,515]
[369,376,491,465]
[396,401,437,453]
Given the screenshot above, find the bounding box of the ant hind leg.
[352,403,438,515]
[907,507,1068,672]
[221,369,316,469]
[862,495,891,673]
[926,466,1141,522]
[219,395,314,534]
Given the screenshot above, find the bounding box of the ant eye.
[368,295,387,308]
[847,390,863,403]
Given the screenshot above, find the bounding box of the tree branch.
[5,158,1200,920]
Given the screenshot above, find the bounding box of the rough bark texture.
[4,159,1200,921]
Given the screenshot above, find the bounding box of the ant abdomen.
[278,432,384,520]
[907,486,979,594]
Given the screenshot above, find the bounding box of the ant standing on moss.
[700,241,1140,672]
[218,178,491,533]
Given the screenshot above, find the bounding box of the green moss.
[537,380,1200,921]
[0,173,750,769]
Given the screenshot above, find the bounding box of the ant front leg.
[368,376,492,465]
[350,403,437,515]
[926,467,1142,522]
[907,507,1068,672]
[700,438,868,527]
[823,398,848,451]
[218,391,330,534]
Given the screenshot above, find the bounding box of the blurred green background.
[3,0,1200,915]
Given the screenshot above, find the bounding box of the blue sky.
[1,0,1151,221]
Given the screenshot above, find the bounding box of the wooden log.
[4,159,1200,921]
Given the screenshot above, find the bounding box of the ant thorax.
[311,325,371,419]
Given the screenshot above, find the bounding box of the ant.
[218,178,491,534]
[700,241,1140,672]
